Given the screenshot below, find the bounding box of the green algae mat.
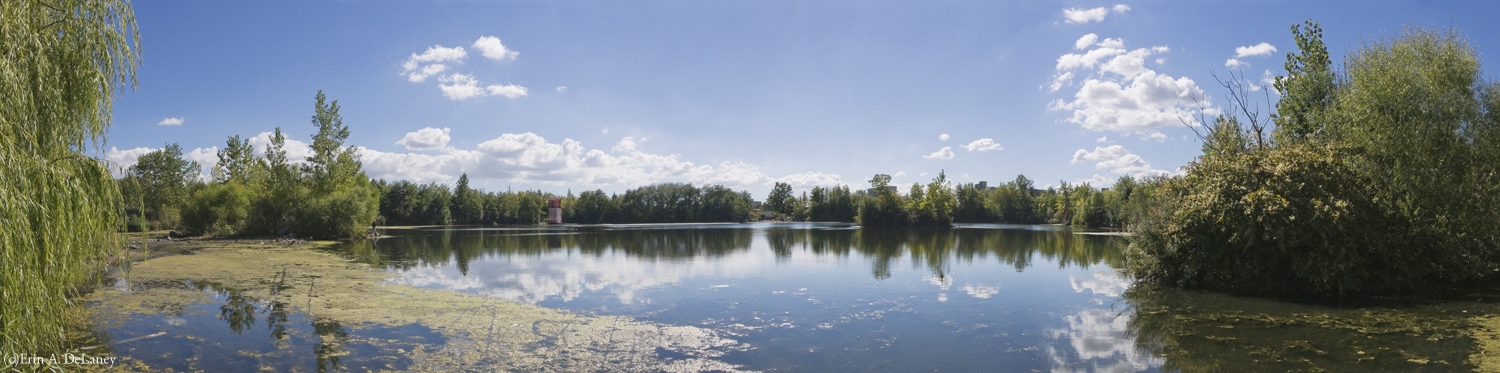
[83,241,751,372]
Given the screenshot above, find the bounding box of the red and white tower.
[547,198,563,225]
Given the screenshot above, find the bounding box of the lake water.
[92,223,1490,372]
[361,223,1146,372]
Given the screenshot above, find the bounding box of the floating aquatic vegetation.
[85,240,754,372]
[1124,285,1500,372]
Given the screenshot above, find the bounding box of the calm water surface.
[364,223,1153,372]
[94,223,1489,372]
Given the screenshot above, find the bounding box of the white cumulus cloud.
[924,147,955,160]
[438,73,528,100]
[1056,45,1125,71]
[1063,7,1109,24]
[1225,58,1248,69]
[356,132,845,190]
[1235,42,1277,58]
[472,36,519,61]
[397,127,452,150]
[962,138,1003,152]
[103,147,155,175]
[401,45,467,82]
[1074,34,1099,50]
[158,117,184,126]
[402,37,528,99]
[1051,36,1210,134]
[1062,4,1128,24]
[939,133,950,141]
[1070,145,1175,178]
[247,131,313,162]
[103,145,218,180]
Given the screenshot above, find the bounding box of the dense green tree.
[698,185,753,222]
[128,143,201,228]
[765,182,795,216]
[857,174,909,227]
[305,91,358,193]
[2,0,141,354]
[572,190,615,224]
[181,182,252,236]
[1127,24,1500,295]
[1069,184,1106,228]
[213,135,257,184]
[995,175,1038,223]
[808,185,857,222]
[1272,20,1336,142]
[952,183,992,223]
[910,171,954,227]
[251,127,304,234]
[451,173,483,224]
[293,92,380,238]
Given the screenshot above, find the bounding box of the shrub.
[182,182,253,236]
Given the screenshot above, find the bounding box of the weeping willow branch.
[2,0,140,355]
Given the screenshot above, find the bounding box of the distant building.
[976,181,988,190]
[547,198,562,224]
[751,200,763,209]
[866,186,899,195]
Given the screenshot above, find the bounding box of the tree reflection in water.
[341,224,1170,371]
[191,280,352,370]
[348,224,1125,282]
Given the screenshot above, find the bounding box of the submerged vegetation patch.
[1125,285,1500,372]
[85,240,754,372]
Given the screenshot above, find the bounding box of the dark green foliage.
[854,172,1127,228]
[182,182,253,236]
[1126,142,1414,295]
[857,174,910,227]
[451,174,483,224]
[909,171,955,227]
[158,92,379,239]
[375,180,452,226]
[699,185,754,222]
[808,185,857,222]
[126,143,201,228]
[294,183,381,239]
[377,182,752,225]
[764,182,795,217]
[213,135,256,184]
[953,183,993,222]
[994,175,1040,224]
[250,127,303,234]
[618,183,700,223]
[1272,20,1337,142]
[1127,24,1500,295]
[296,91,379,238]
[572,190,615,224]
[1068,185,1106,228]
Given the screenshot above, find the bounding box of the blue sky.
[103,0,1500,197]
